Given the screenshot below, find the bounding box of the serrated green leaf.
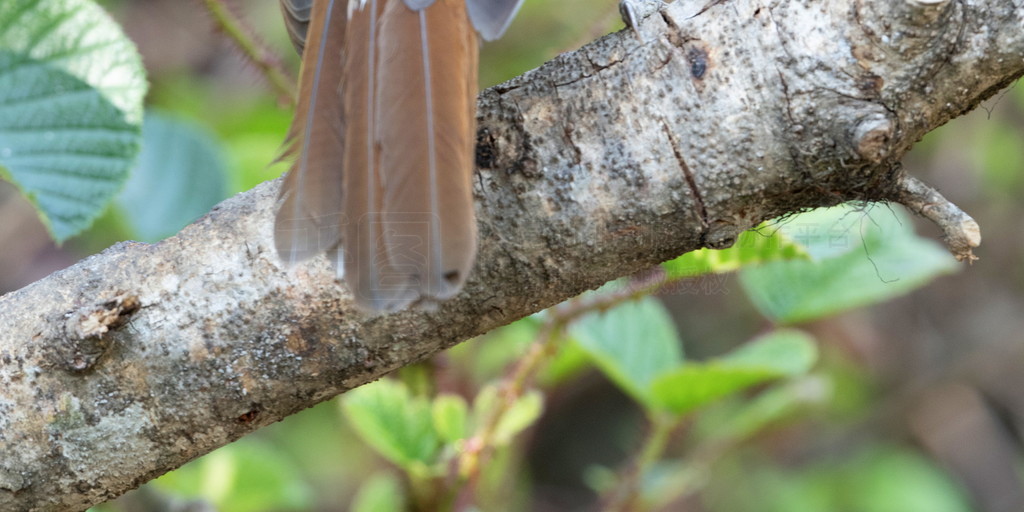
[493,389,543,445]
[341,379,440,469]
[722,330,818,375]
[114,111,227,242]
[650,330,817,415]
[739,204,958,324]
[352,472,406,512]
[663,226,809,279]
[0,0,146,241]
[432,393,469,443]
[570,297,683,407]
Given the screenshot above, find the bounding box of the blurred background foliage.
[0,0,1021,511]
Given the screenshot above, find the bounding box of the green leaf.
[650,330,817,415]
[432,393,469,443]
[0,0,146,241]
[493,389,543,445]
[739,204,958,324]
[341,379,440,469]
[694,376,831,444]
[352,472,406,512]
[114,111,228,242]
[153,440,313,512]
[663,225,809,279]
[570,297,683,407]
[472,383,501,428]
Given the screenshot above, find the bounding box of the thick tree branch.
[1,0,1022,509]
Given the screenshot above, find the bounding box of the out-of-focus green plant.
[115,111,229,242]
[293,204,957,512]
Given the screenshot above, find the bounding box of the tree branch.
[1,0,1021,509]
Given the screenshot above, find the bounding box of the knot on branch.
[59,293,140,372]
[853,112,895,163]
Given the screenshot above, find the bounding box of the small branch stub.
[853,113,895,163]
[895,175,981,262]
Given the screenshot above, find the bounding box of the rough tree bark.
[1,0,1021,509]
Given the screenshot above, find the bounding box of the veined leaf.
[739,204,958,324]
[570,296,683,408]
[341,380,439,469]
[650,330,817,415]
[0,0,146,241]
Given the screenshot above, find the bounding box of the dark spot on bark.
[475,128,497,169]
[688,47,709,80]
[859,74,884,95]
[236,408,260,424]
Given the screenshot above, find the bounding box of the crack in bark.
[661,121,709,241]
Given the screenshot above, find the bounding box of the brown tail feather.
[274,0,347,266]
[376,0,479,306]
[340,0,420,310]
[275,0,480,312]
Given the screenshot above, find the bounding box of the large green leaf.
[739,204,958,324]
[570,296,683,407]
[0,0,146,241]
[341,379,440,470]
[115,112,228,242]
[650,330,817,415]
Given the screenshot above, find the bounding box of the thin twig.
[199,0,296,106]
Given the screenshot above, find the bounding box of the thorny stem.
[199,0,296,106]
